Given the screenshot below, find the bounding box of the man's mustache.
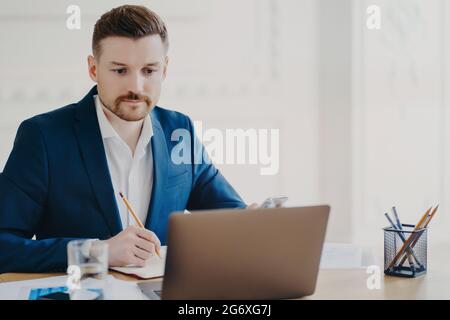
[115,92,151,106]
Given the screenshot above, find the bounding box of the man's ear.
[162,56,169,81]
[87,55,98,82]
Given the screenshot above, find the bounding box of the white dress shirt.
[94,95,154,229]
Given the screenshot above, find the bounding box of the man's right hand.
[101,225,161,267]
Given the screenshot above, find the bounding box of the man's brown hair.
[92,5,169,57]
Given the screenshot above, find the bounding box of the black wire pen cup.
[383,224,427,278]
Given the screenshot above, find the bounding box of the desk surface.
[2,268,450,299]
[3,243,450,299]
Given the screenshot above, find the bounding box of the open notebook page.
[110,246,167,279]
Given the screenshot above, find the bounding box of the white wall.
[317,0,353,242]
[352,0,450,245]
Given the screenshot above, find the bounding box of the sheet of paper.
[320,242,363,269]
[110,246,167,279]
[0,274,148,300]
[0,275,67,300]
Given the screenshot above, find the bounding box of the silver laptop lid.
[161,205,330,300]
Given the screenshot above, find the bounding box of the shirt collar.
[94,95,117,139]
[94,95,153,147]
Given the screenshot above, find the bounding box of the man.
[0,5,248,273]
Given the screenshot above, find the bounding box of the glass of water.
[67,240,109,299]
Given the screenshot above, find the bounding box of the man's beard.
[106,91,152,122]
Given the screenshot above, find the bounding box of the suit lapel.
[73,86,123,236]
[145,112,168,233]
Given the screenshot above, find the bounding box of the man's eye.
[144,69,154,75]
[113,69,126,74]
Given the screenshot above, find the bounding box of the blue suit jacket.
[0,86,246,273]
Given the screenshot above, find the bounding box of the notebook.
[110,246,167,279]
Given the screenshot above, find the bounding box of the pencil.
[384,212,418,268]
[388,207,431,269]
[398,205,439,266]
[119,192,162,259]
[424,204,439,228]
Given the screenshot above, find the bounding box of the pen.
[384,212,420,269]
[119,192,162,259]
[392,206,402,230]
[390,206,420,268]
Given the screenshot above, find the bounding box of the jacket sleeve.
[185,117,247,211]
[0,120,80,273]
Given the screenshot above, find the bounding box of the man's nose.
[127,72,145,94]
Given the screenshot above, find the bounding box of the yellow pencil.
[424,205,439,228]
[119,192,162,259]
[388,207,431,269]
[398,205,439,266]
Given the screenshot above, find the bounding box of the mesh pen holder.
[384,224,427,278]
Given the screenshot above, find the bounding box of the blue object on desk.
[28,286,104,300]
[28,286,68,300]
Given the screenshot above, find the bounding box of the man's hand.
[101,225,161,267]
[247,198,287,209]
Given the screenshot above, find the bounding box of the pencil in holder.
[383,224,427,278]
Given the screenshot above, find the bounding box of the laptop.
[138,205,330,300]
